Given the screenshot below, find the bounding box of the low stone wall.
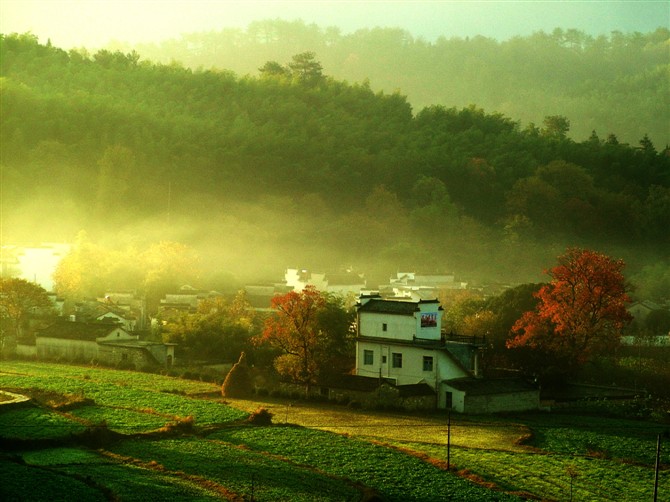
[277,382,437,411]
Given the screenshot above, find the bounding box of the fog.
[2,0,666,49]
[1,2,668,295]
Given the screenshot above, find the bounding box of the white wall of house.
[440,385,540,413]
[357,342,434,385]
[356,298,466,390]
[97,327,137,342]
[358,303,441,342]
[97,312,136,332]
[356,342,469,387]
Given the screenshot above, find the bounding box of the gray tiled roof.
[443,378,538,396]
[357,299,421,315]
[36,320,122,341]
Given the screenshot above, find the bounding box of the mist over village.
[1,1,669,500]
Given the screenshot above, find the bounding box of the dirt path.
[224,396,531,453]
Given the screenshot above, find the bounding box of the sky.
[1,0,668,49]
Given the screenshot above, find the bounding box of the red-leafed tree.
[507,248,632,379]
[256,285,353,394]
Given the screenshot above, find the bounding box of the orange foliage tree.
[507,248,632,378]
[256,285,353,394]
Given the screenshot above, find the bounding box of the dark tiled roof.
[356,335,446,350]
[443,378,538,396]
[321,374,386,392]
[397,383,436,397]
[357,299,421,315]
[36,320,122,341]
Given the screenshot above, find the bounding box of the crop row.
[0,369,246,427]
[386,440,668,501]
[2,448,222,501]
[0,406,87,440]
[108,436,363,501]
[521,413,669,465]
[0,361,219,395]
[205,425,521,501]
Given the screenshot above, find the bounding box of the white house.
[354,294,539,412]
[285,268,366,298]
[387,272,467,298]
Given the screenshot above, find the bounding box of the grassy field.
[1,360,668,501]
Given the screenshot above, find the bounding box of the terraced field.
[1,361,667,501]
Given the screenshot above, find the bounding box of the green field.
[1,361,667,501]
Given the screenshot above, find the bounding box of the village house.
[284,267,366,298]
[353,293,539,413]
[72,298,139,332]
[384,271,467,298]
[23,319,176,369]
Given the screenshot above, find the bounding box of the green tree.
[541,115,571,139]
[95,145,136,219]
[287,52,323,85]
[258,60,288,78]
[162,294,256,362]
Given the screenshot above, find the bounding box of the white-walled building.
[387,272,467,298]
[354,294,539,412]
[285,268,366,297]
[32,320,175,368]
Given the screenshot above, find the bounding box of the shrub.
[247,407,273,425]
[221,352,253,398]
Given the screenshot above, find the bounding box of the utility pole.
[447,410,451,470]
[654,434,661,502]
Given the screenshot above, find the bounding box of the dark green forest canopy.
[117,22,670,147]
[1,33,668,284]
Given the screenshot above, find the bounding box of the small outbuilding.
[442,378,540,414]
[34,320,175,369]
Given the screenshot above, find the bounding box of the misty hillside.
[1,33,669,285]
[115,21,670,147]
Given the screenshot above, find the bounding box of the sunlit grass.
[226,396,529,452]
[0,363,246,427]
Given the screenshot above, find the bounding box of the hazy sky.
[1,0,668,49]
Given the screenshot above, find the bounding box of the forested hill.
[115,21,670,147]
[1,33,669,285]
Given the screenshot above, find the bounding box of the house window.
[382,323,387,332]
[392,352,402,368]
[423,356,433,372]
[382,355,387,364]
[363,349,374,365]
